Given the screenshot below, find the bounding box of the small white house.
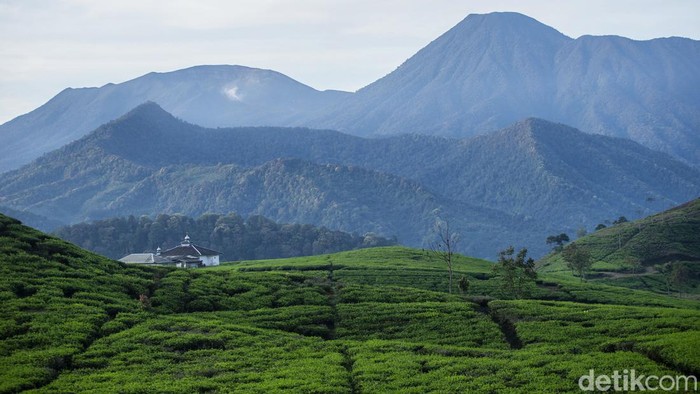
[118,235,222,268]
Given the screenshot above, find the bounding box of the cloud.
[223,85,242,101]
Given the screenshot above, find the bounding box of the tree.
[431,219,459,294]
[657,263,675,296]
[670,263,690,298]
[54,212,396,261]
[458,275,470,296]
[138,294,152,310]
[546,233,570,251]
[561,244,593,281]
[624,257,642,275]
[492,246,537,299]
[576,226,588,239]
[595,223,607,231]
[613,216,628,225]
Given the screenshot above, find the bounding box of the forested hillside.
[0,206,63,232]
[1,103,697,257]
[54,213,396,260]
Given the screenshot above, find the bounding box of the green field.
[1,214,699,393]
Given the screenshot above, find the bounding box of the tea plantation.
[1,214,698,393]
[539,198,700,297]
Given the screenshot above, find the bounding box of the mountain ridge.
[317,12,570,135]
[1,103,698,257]
[2,12,699,171]
[0,65,350,172]
[303,12,700,166]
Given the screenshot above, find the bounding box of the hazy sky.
[1,0,699,123]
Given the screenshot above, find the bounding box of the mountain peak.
[318,12,572,138]
[141,64,281,81]
[95,101,180,135]
[83,102,198,162]
[118,101,172,120]
[499,117,594,145]
[463,11,556,28]
[448,11,571,42]
[511,117,573,132]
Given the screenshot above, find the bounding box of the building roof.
[119,253,153,264]
[160,235,221,257]
[118,253,175,265]
[160,244,221,257]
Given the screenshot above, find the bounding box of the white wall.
[201,255,220,266]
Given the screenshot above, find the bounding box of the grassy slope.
[0,214,161,392]
[538,198,700,295]
[1,215,699,393]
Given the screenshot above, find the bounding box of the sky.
[1,0,699,124]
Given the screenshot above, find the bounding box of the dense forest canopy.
[53,213,396,261]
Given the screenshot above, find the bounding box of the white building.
[118,235,222,268]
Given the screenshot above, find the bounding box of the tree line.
[54,213,396,261]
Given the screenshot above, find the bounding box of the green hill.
[0,214,162,392]
[538,198,700,296]
[1,214,699,392]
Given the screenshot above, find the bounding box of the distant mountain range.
[1,12,698,173]
[308,12,700,166]
[1,103,698,258]
[0,65,348,172]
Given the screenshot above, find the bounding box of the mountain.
[0,65,349,172]
[420,118,700,226]
[0,205,64,232]
[1,103,698,258]
[307,12,569,136]
[552,35,700,164]
[0,104,523,256]
[79,157,519,250]
[304,12,700,166]
[2,13,698,171]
